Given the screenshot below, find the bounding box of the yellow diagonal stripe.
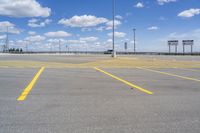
[94,67,154,95]
[138,67,200,82]
[17,67,45,101]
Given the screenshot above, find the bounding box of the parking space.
[155,68,200,80]
[0,55,200,133]
[0,68,38,101]
[101,68,200,94]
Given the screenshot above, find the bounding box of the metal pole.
[112,0,116,58]
[183,44,185,54]
[133,28,136,53]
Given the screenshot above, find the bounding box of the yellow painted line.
[94,67,154,95]
[138,67,200,82]
[17,67,45,101]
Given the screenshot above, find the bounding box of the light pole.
[133,28,136,53]
[112,0,116,58]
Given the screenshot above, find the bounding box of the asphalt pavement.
[0,54,200,133]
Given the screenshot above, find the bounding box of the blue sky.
[0,0,200,52]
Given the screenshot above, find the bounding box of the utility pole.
[112,0,116,58]
[133,28,136,53]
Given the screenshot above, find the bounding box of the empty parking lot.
[0,54,200,133]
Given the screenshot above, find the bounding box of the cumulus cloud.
[157,0,177,5]
[67,40,86,44]
[96,20,122,31]
[148,26,159,31]
[62,36,99,46]
[96,26,105,31]
[134,2,144,8]
[25,35,46,42]
[28,31,36,35]
[0,21,20,34]
[0,21,14,27]
[105,20,122,30]
[178,8,200,18]
[44,31,72,38]
[28,19,52,28]
[0,0,51,18]
[108,32,126,38]
[58,15,108,28]
[80,37,98,42]
[0,35,6,40]
[115,15,123,20]
[47,38,68,45]
[106,39,112,43]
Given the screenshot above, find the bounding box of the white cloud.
[49,36,99,45]
[28,31,36,35]
[108,32,126,38]
[148,26,159,31]
[0,21,14,27]
[134,2,144,8]
[67,40,86,44]
[15,40,27,46]
[0,21,20,34]
[106,39,112,43]
[47,38,67,44]
[25,35,46,42]
[178,8,200,18]
[44,31,72,38]
[0,35,6,40]
[80,37,98,42]
[157,0,177,5]
[96,26,105,31]
[115,15,123,20]
[28,19,52,28]
[96,20,121,31]
[58,15,108,28]
[0,0,51,18]
[105,20,122,30]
